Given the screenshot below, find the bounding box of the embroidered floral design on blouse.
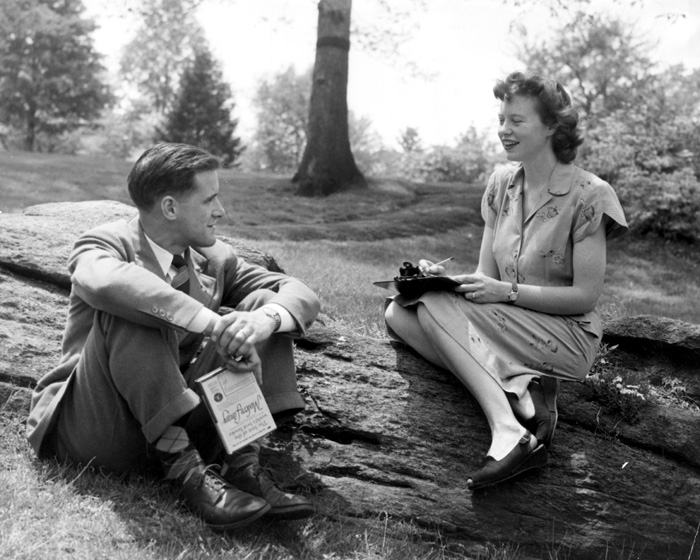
[524,362,555,374]
[540,250,565,266]
[492,309,508,334]
[487,188,497,214]
[530,334,559,353]
[504,250,519,279]
[580,203,596,222]
[503,187,520,216]
[535,206,560,221]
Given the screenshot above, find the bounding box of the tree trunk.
[25,101,36,152]
[294,0,366,197]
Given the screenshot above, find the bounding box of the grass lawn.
[2,150,699,333]
[1,150,698,560]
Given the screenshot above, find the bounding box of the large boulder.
[1,201,698,560]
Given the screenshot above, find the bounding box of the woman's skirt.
[390,290,600,398]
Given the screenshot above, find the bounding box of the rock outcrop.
[1,201,699,560]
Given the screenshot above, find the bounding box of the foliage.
[377,126,499,184]
[516,10,655,121]
[119,0,205,115]
[90,100,165,160]
[397,127,424,154]
[518,11,700,243]
[0,0,112,151]
[612,168,700,243]
[157,46,243,167]
[248,66,383,175]
[347,112,385,175]
[251,66,311,173]
[585,344,650,424]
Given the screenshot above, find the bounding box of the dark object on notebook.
[374,261,461,299]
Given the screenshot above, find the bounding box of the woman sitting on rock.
[384,71,628,490]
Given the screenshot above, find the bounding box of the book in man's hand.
[196,367,276,454]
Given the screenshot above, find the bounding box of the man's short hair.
[128,142,221,211]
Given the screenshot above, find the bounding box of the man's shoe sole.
[207,502,271,531]
[266,502,315,520]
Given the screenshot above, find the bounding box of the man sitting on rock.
[26,142,321,530]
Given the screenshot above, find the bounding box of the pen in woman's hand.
[433,257,455,267]
[420,256,454,275]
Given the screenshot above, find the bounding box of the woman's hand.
[453,271,510,304]
[417,259,447,277]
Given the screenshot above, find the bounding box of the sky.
[84,0,700,149]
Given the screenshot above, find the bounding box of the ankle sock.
[154,425,204,484]
[220,442,261,478]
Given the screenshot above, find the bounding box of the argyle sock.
[219,441,261,478]
[154,425,205,484]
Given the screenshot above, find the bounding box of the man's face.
[173,170,225,248]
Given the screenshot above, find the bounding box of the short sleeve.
[572,179,628,243]
[481,171,499,227]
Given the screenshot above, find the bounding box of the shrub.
[585,344,650,424]
[614,168,700,243]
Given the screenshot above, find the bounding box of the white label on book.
[196,367,276,454]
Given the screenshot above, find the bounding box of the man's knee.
[235,289,276,312]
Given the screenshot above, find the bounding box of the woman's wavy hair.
[493,72,583,163]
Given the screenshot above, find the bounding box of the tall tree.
[294,0,367,196]
[119,0,205,115]
[158,46,243,167]
[251,65,380,174]
[0,0,111,151]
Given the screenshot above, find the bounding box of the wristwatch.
[507,282,519,304]
[262,307,281,332]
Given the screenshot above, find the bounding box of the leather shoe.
[529,376,559,448]
[182,468,270,530]
[226,464,314,520]
[467,432,547,491]
[515,377,559,449]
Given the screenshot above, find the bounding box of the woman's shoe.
[467,432,547,491]
[538,376,559,448]
[514,377,559,449]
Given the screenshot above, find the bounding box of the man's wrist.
[204,313,219,336]
[261,307,281,332]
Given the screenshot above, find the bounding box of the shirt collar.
[143,232,179,277]
[506,162,575,195]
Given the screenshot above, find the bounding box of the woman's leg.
[415,305,533,460]
[384,301,446,368]
[386,300,533,460]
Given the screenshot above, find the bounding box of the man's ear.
[160,196,178,221]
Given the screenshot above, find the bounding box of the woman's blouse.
[481,162,628,337]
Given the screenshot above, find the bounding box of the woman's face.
[498,95,555,164]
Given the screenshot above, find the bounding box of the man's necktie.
[171,254,190,294]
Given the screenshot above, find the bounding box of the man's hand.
[208,309,277,385]
[222,346,263,385]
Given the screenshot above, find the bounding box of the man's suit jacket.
[26,216,320,457]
